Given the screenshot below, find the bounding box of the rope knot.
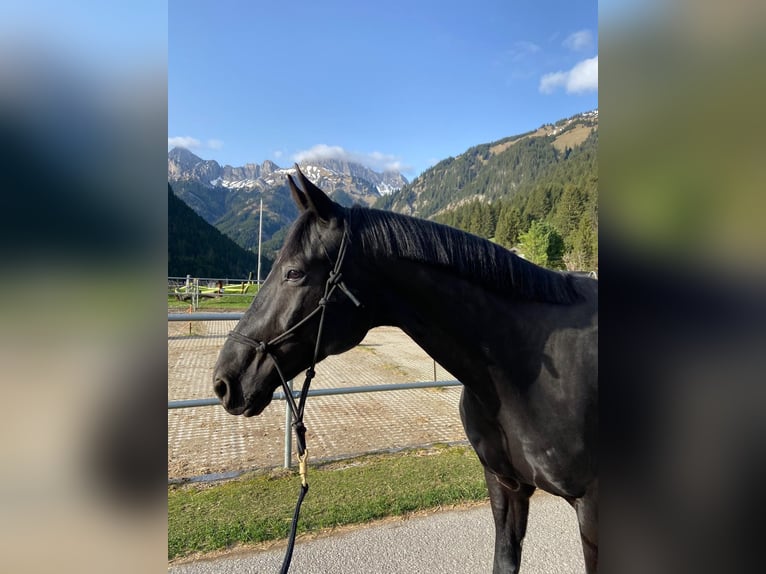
[328,270,342,285]
[255,341,268,354]
[292,420,306,437]
[305,366,316,379]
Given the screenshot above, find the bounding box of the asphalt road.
[169,492,585,574]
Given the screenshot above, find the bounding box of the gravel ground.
[169,321,468,480]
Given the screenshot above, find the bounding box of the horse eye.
[285,269,304,281]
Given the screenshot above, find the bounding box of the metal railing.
[167,312,245,322]
[168,312,462,469]
[168,276,259,312]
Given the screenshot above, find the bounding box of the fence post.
[284,380,293,469]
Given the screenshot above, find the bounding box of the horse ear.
[293,164,339,222]
[287,174,310,211]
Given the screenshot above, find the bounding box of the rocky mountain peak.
[168,147,204,179]
[168,147,223,183]
[261,160,279,175]
[168,149,410,251]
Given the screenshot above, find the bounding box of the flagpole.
[256,197,263,286]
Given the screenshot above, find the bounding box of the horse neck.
[347,208,585,392]
[366,257,529,385]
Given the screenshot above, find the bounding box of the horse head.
[212,166,371,416]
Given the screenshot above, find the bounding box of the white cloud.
[563,30,595,52]
[566,56,599,93]
[293,144,346,163]
[273,150,283,159]
[168,136,201,149]
[293,144,410,173]
[539,56,598,94]
[167,136,223,151]
[539,72,567,94]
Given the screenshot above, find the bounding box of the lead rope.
[227,227,360,574]
[279,231,358,574]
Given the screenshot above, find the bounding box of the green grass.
[168,283,259,311]
[168,445,487,560]
[167,293,257,311]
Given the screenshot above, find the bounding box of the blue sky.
[169,0,597,179]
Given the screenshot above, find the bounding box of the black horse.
[213,167,598,573]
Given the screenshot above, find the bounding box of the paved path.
[169,493,585,574]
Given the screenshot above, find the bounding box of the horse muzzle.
[212,373,245,414]
[213,368,276,417]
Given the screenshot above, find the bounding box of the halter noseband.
[227,221,360,423]
[225,221,361,574]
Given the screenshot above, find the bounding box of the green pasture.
[168,282,259,311]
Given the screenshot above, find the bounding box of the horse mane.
[348,206,581,305]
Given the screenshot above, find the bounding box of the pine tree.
[519,220,565,269]
[480,202,497,238]
[494,203,522,248]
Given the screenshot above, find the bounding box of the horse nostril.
[213,377,229,400]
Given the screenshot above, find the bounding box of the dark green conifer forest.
[168,184,271,278]
[431,129,597,271]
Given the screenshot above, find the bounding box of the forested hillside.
[379,111,598,271]
[435,130,597,270]
[168,184,270,278]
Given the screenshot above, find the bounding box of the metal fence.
[168,312,462,469]
[168,276,259,312]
